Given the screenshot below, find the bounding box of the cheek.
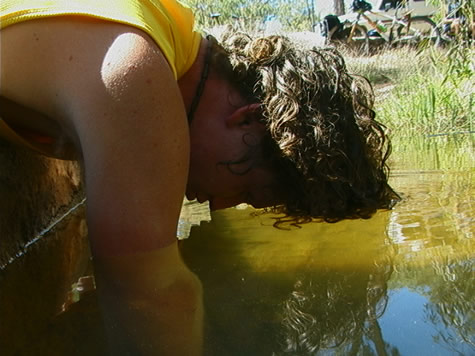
[188,152,227,192]
[188,139,217,176]
[206,166,242,193]
[188,127,253,193]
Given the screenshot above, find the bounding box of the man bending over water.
[0,0,398,354]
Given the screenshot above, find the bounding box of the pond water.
[1,135,473,355]
[181,135,474,355]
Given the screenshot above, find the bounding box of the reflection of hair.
[276,265,392,354]
[212,32,399,224]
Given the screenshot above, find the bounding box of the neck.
[178,36,212,123]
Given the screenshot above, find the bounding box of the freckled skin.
[0,16,278,355]
[1,17,192,344]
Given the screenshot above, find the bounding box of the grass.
[344,45,474,137]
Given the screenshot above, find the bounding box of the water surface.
[1,135,473,355]
[181,135,474,355]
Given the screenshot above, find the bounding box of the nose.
[209,195,246,211]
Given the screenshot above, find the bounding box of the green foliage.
[398,47,471,135]
[180,0,473,137]
[345,48,429,84]
[346,45,474,137]
[428,0,474,44]
[181,0,317,32]
[427,0,475,19]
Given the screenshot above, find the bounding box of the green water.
[1,135,473,355]
[181,134,474,355]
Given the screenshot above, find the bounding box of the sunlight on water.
[180,135,475,355]
[177,199,211,240]
[0,135,473,355]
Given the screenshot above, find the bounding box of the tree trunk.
[334,0,346,15]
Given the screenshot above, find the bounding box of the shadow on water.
[180,210,396,355]
[0,135,473,355]
[0,206,99,355]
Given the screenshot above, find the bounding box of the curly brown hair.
[210,31,399,225]
[277,262,392,354]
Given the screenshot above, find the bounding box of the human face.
[186,114,281,211]
[186,163,281,210]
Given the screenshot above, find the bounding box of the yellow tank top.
[0,0,201,79]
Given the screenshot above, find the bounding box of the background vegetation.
[182,0,317,32]
[182,0,474,138]
[345,45,473,137]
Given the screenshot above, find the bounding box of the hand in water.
[94,243,203,356]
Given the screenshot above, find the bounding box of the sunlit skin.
[0,15,280,356]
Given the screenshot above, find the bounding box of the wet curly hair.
[211,31,399,224]
[277,263,392,354]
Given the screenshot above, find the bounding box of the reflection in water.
[278,262,393,355]
[1,136,473,355]
[180,210,397,355]
[179,135,474,355]
[426,259,474,352]
[385,135,474,355]
[177,199,211,239]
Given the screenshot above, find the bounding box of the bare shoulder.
[1,17,190,255]
[0,16,174,135]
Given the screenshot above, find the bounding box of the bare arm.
[1,18,202,355]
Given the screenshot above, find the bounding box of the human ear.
[225,103,264,130]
